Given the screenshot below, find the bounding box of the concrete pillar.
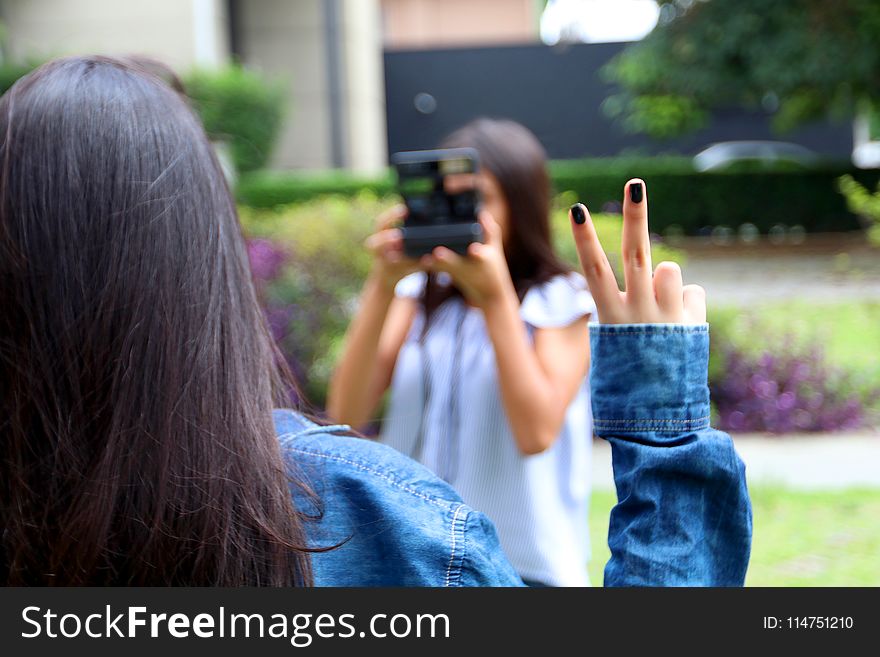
[339,0,387,173]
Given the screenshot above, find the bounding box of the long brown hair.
[0,56,313,585]
[423,118,570,319]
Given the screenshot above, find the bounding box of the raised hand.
[569,179,706,325]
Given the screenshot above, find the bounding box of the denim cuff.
[589,323,711,437]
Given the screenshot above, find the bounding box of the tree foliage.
[604,0,880,137]
[838,174,880,244]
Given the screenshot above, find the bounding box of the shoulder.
[520,272,596,329]
[273,409,523,587]
[274,409,465,507]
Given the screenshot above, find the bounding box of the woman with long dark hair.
[1,56,751,587]
[0,56,315,585]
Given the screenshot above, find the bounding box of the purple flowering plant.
[247,238,288,283]
[711,341,872,433]
[708,305,880,433]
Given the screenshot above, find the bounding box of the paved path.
[684,255,880,305]
[591,432,880,491]
[678,238,880,306]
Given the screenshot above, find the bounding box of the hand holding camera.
[363,204,421,292]
[423,210,512,310]
[365,147,494,295]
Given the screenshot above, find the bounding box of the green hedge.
[237,170,396,207]
[552,162,879,235]
[237,158,880,234]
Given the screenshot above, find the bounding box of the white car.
[693,141,819,172]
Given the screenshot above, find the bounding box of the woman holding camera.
[328,120,597,586]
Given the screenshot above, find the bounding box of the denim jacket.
[276,324,752,586]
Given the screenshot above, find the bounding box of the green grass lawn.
[588,486,880,586]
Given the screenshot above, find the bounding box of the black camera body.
[391,148,483,258]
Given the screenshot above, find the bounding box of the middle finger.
[621,179,653,306]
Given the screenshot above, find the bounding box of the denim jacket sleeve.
[590,324,752,587]
[274,410,524,587]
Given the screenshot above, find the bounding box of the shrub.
[540,161,875,236]
[0,62,286,175]
[183,66,285,173]
[241,192,877,434]
[837,174,880,245]
[710,342,869,433]
[241,193,381,406]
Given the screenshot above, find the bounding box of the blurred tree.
[603,0,880,137]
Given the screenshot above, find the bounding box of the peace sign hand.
[569,179,706,325]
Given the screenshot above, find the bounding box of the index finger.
[477,210,501,246]
[376,204,407,231]
[569,203,621,319]
[364,228,403,256]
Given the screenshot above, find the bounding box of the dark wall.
[383,42,853,161]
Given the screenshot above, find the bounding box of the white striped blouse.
[380,271,596,586]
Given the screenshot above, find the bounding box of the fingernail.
[629,182,643,204]
[570,203,586,225]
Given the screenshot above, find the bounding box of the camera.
[391,148,484,258]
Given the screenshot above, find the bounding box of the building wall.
[381,0,540,49]
[235,0,332,170]
[0,0,229,70]
[234,0,386,171]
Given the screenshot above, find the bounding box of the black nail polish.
[570,203,586,224]
[629,182,643,204]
